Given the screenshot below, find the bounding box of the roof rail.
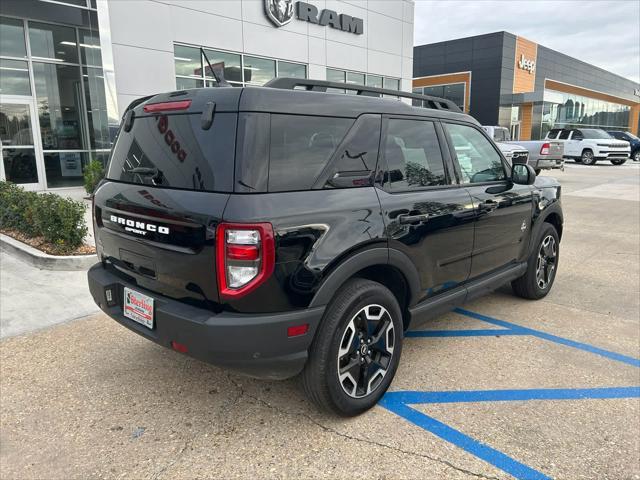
[264,77,462,113]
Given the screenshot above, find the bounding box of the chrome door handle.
[398,213,430,225]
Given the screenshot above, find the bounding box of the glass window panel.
[366,75,383,88]
[203,48,242,83]
[346,72,365,85]
[206,80,241,87]
[278,61,306,79]
[0,103,34,146]
[44,151,88,188]
[445,123,505,184]
[83,67,109,149]
[323,115,380,189]
[176,77,204,90]
[79,29,101,66]
[0,16,27,58]
[244,56,275,85]
[0,59,31,96]
[2,148,38,184]
[173,45,202,78]
[423,85,445,98]
[385,119,447,190]
[28,21,79,64]
[384,78,400,90]
[33,62,86,150]
[444,83,465,110]
[327,69,346,83]
[90,150,110,167]
[268,115,353,192]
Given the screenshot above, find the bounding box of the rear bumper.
[532,157,564,169]
[87,263,324,380]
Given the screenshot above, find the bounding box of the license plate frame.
[123,287,154,329]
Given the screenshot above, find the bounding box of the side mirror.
[512,163,536,185]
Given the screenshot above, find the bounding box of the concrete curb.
[0,233,97,271]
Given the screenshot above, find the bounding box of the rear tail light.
[143,100,192,113]
[540,143,550,155]
[216,222,275,299]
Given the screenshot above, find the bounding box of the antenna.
[201,47,231,87]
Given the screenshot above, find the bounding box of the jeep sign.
[518,54,536,74]
[264,0,364,34]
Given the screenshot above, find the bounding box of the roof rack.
[264,77,462,113]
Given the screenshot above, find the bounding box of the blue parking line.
[380,399,551,480]
[454,308,640,368]
[383,386,640,405]
[380,386,640,480]
[406,329,523,337]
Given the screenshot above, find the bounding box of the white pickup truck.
[545,128,630,165]
[482,126,564,174]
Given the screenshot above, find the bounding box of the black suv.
[88,79,563,416]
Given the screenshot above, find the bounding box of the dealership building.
[0,0,415,190]
[413,31,640,141]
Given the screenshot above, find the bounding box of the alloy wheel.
[536,235,557,290]
[633,151,640,162]
[337,304,395,399]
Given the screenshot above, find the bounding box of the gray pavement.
[0,252,99,338]
[1,162,639,479]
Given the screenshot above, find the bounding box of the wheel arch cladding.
[308,247,420,330]
[543,211,563,240]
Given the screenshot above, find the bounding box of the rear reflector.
[143,100,192,113]
[171,341,188,353]
[226,244,259,261]
[287,324,309,337]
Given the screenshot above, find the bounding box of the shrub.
[83,159,105,195]
[0,181,88,254]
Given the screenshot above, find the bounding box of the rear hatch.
[94,88,241,307]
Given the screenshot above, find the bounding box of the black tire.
[610,158,627,165]
[302,278,403,416]
[512,223,560,300]
[581,149,596,165]
[632,150,640,162]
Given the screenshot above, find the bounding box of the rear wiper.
[127,167,158,176]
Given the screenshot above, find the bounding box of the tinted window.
[0,16,27,58]
[572,130,583,140]
[322,115,381,189]
[547,129,561,139]
[559,130,571,139]
[384,119,447,191]
[107,113,236,192]
[269,115,353,192]
[445,123,505,184]
[581,129,612,139]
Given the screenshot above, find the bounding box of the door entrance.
[0,97,45,190]
[510,121,521,141]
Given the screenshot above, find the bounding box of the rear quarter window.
[268,115,353,192]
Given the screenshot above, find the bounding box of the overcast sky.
[413,0,640,83]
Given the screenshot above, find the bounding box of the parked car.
[606,130,640,162]
[482,125,564,175]
[545,128,630,165]
[88,79,563,416]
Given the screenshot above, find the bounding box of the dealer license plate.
[123,287,154,329]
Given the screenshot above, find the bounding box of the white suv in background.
[546,128,630,165]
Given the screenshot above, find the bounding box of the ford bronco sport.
[88,78,563,416]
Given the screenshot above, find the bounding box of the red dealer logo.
[157,115,187,162]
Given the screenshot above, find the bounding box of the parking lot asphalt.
[1,162,639,480]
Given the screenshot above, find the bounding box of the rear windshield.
[107,112,237,192]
